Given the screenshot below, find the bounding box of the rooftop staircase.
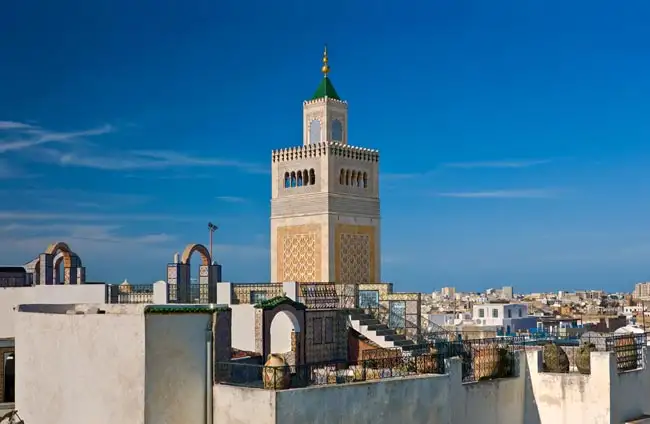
[348,302,453,353]
[349,309,417,350]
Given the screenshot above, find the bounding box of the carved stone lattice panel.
[339,233,370,284]
[334,225,376,284]
[276,225,322,282]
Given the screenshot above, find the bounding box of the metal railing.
[364,300,451,344]
[106,284,153,304]
[606,332,646,372]
[215,354,446,390]
[297,282,357,309]
[454,337,520,383]
[357,337,521,383]
[230,283,284,304]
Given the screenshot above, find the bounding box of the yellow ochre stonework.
[334,224,376,284]
[276,224,322,281]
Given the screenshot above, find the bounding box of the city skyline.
[2,1,650,291]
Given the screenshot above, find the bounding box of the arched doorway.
[255,297,306,367]
[270,310,301,357]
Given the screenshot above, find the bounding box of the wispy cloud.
[38,148,267,174]
[215,196,246,203]
[0,210,198,223]
[382,170,440,181]
[0,122,113,153]
[0,121,35,130]
[382,159,550,182]
[443,159,551,169]
[436,189,558,199]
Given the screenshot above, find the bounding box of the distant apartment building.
[634,282,650,299]
[441,286,456,298]
[501,286,513,299]
[472,302,537,335]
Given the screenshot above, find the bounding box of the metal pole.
[208,222,218,265]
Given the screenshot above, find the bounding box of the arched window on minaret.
[303,169,309,185]
[309,169,316,185]
[356,172,362,187]
[284,172,290,188]
[309,120,321,144]
[351,171,357,187]
[290,172,297,187]
[345,169,350,185]
[331,119,343,142]
[297,171,303,187]
[363,172,368,188]
[339,169,344,185]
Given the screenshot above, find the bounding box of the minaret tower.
[270,46,381,284]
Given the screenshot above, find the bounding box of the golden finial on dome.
[321,44,330,77]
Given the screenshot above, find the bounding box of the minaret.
[270,46,380,284]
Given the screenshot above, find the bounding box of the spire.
[311,44,341,101]
[321,45,330,77]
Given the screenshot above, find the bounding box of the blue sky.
[1,1,650,293]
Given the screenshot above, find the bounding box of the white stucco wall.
[15,304,146,424]
[451,351,526,424]
[15,303,217,424]
[213,353,526,424]
[612,361,650,423]
[144,313,211,424]
[213,384,276,424]
[524,348,650,424]
[275,374,451,424]
[0,284,107,338]
[230,305,257,352]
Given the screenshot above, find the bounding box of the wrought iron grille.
[363,299,450,343]
[452,337,520,383]
[188,283,210,303]
[299,283,339,309]
[167,283,178,302]
[297,282,357,309]
[107,284,153,304]
[605,333,646,372]
[231,283,284,304]
[215,353,446,390]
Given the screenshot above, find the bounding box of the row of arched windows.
[340,169,368,188]
[284,169,316,188]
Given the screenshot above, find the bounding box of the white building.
[472,302,537,334]
[472,303,527,325]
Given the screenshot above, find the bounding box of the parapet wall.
[271,142,379,164]
[214,348,650,424]
[524,348,650,424]
[214,351,526,424]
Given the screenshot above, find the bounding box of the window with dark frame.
[313,317,323,344]
[324,317,334,343]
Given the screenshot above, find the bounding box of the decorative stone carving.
[276,225,321,282]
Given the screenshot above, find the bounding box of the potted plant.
[575,342,596,374]
[542,343,570,373]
